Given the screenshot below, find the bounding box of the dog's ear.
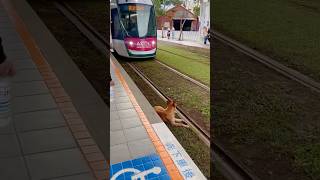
[173,101,177,107]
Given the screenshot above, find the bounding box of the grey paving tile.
[2,42,25,50]
[110,120,122,131]
[19,127,76,154]
[117,109,138,119]
[128,138,156,159]
[13,94,57,114]
[0,29,21,38]
[14,109,65,132]
[3,45,27,52]
[13,59,36,70]
[0,134,21,158]
[51,173,95,180]
[120,117,142,129]
[2,34,23,41]
[13,69,42,82]
[110,103,116,111]
[0,120,15,134]
[12,81,48,97]
[0,156,29,180]
[26,148,90,180]
[7,52,30,60]
[115,91,128,98]
[0,23,14,29]
[115,96,131,104]
[110,111,120,121]
[116,102,133,110]
[110,130,126,146]
[110,143,131,164]
[124,126,148,142]
[0,11,10,18]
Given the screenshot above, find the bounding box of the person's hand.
[0,61,16,76]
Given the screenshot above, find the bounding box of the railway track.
[213,30,320,94]
[56,0,209,92]
[53,2,257,180]
[127,61,260,180]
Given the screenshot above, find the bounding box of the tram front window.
[119,4,155,38]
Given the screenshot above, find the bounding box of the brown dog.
[154,99,189,128]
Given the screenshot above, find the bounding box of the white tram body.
[110,0,157,58]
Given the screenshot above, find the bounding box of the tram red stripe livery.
[124,37,156,51]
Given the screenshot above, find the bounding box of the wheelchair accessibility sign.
[110,154,171,180]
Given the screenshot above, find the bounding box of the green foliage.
[154,0,183,16]
[170,0,183,6]
[193,5,200,16]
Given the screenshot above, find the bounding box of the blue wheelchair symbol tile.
[110,154,171,180]
[141,156,152,163]
[132,157,143,166]
[143,162,154,170]
[149,154,161,161]
[159,174,171,180]
[122,160,133,169]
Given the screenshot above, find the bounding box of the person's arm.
[0,37,6,64]
[0,37,16,76]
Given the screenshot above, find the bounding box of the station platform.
[157,37,210,49]
[110,57,206,180]
[0,0,107,179]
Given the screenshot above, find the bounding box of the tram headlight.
[151,40,156,46]
[129,41,134,46]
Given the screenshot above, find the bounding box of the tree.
[193,5,200,17]
[154,0,183,16]
[154,0,166,16]
[170,0,183,6]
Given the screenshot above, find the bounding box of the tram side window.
[111,9,122,39]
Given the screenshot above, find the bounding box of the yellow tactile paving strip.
[2,0,107,179]
[111,59,184,179]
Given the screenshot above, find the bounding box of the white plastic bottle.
[0,77,11,127]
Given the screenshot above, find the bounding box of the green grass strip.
[213,0,320,81]
[156,44,210,86]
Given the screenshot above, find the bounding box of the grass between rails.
[120,61,210,178]
[213,0,320,82]
[213,39,320,180]
[132,60,210,131]
[157,41,210,86]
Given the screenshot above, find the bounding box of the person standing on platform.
[171,27,175,40]
[0,37,15,76]
[0,36,16,127]
[203,26,208,44]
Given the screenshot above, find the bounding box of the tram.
[110,0,157,58]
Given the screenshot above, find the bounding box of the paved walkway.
[110,63,157,163]
[157,37,210,49]
[110,59,172,179]
[0,1,105,179]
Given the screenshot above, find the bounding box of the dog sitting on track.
[154,99,189,128]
